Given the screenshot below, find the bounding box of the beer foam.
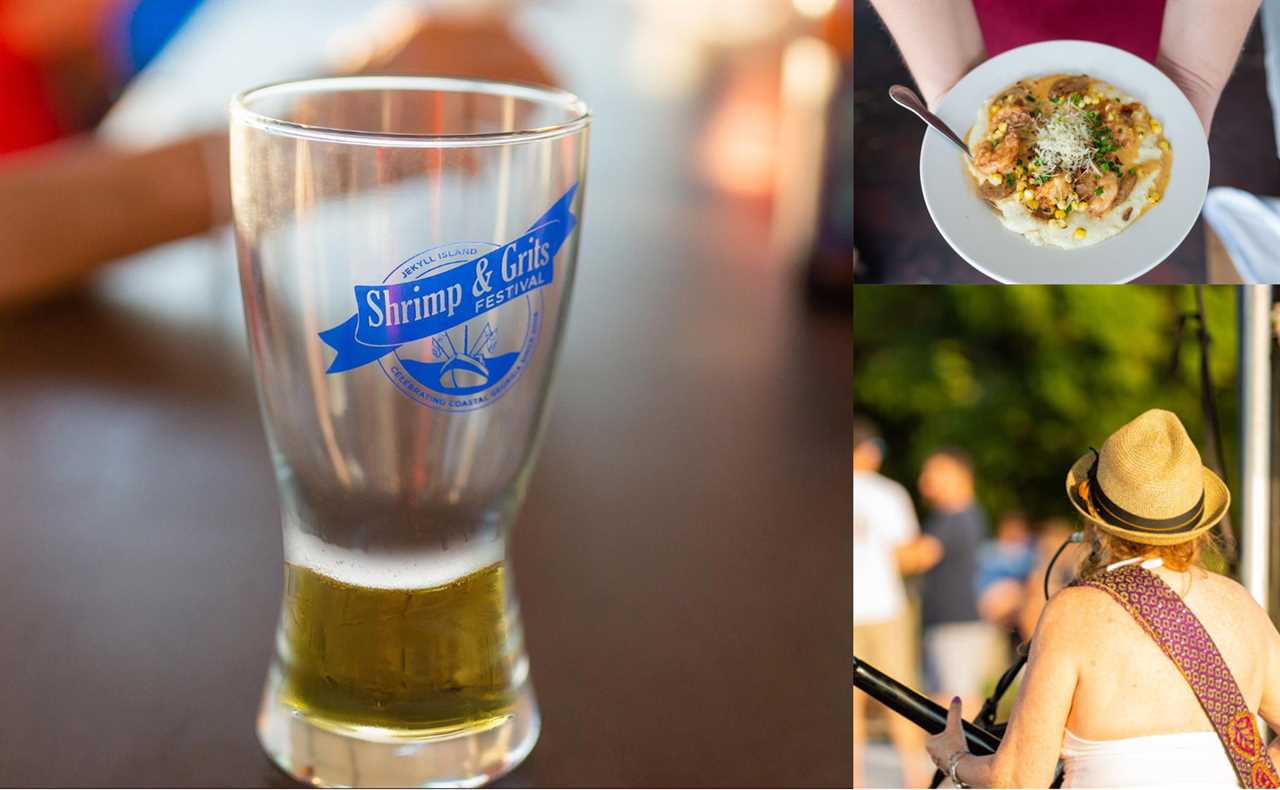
[283,527,505,590]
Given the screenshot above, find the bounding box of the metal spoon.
[888,84,971,159]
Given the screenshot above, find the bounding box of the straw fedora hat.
[1065,409,1229,546]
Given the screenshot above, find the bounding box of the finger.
[948,696,962,730]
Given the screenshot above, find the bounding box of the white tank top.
[1061,729,1240,787]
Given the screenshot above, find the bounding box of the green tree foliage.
[854,286,1239,528]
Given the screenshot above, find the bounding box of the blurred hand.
[979,578,1024,627]
[345,12,557,87]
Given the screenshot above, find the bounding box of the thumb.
[948,696,963,730]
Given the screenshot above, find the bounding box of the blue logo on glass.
[318,184,578,412]
[412,320,517,397]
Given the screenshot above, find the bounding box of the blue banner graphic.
[320,184,578,373]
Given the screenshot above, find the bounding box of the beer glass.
[229,76,589,787]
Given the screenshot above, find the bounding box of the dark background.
[854,2,1280,283]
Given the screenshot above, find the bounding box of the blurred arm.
[0,7,563,311]
[896,534,943,575]
[0,132,227,309]
[1017,565,1047,642]
[1158,0,1261,132]
[343,11,556,86]
[867,0,986,108]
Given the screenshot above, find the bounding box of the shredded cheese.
[1034,105,1094,174]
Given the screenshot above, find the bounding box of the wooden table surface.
[0,25,851,789]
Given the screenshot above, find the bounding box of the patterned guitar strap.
[1073,564,1280,788]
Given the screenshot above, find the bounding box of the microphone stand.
[853,533,1078,788]
[852,656,1002,753]
[853,656,1063,788]
[973,644,1028,734]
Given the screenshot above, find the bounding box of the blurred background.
[856,286,1239,520]
[852,285,1280,787]
[853,4,1280,283]
[0,1,852,786]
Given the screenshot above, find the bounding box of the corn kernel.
[1159,140,1170,151]
[1015,166,1025,176]
[1023,189,1034,200]
[989,174,1003,185]
[1055,209,1066,219]
[1027,200,1039,210]
[1016,180,1026,191]
[1151,119,1162,134]
[998,122,1008,134]
[1075,227,1087,240]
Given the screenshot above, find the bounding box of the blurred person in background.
[1018,517,1087,642]
[853,416,935,788]
[0,0,553,309]
[976,511,1036,649]
[867,0,1259,134]
[917,447,991,718]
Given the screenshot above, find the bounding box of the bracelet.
[946,750,971,789]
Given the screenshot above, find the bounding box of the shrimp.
[1085,171,1119,217]
[1049,75,1091,100]
[1074,171,1098,202]
[1034,173,1074,209]
[979,178,1015,201]
[1114,170,1138,205]
[973,131,1020,176]
[1100,101,1141,147]
[993,106,1035,134]
[995,81,1036,107]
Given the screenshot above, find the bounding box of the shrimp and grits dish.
[966,74,1171,249]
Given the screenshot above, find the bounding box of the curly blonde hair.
[1077,521,1222,579]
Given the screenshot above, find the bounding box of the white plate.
[919,40,1210,283]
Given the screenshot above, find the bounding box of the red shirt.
[972,0,1167,63]
[0,34,60,155]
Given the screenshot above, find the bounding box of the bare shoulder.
[1034,584,1114,642]
[1198,569,1270,620]
[1200,568,1255,596]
